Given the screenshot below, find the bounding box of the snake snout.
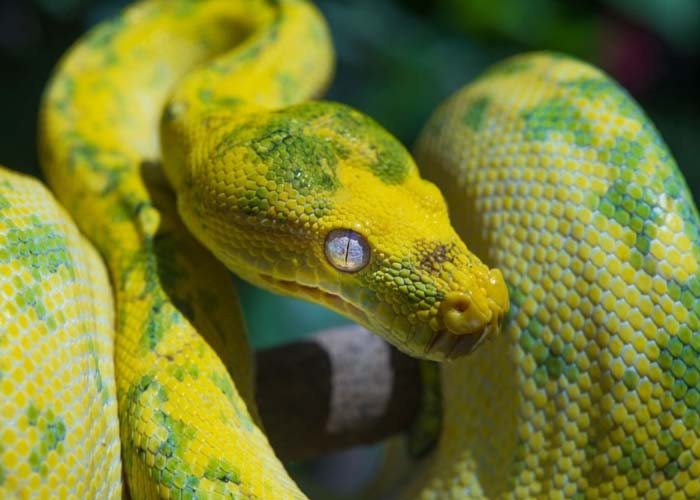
[434,270,509,359]
[440,291,491,336]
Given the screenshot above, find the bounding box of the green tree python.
[0,0,698,498]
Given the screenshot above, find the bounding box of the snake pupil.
[324,229,370,272]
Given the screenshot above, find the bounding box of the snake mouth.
[257,274,503,361]
[424,311,504,361]
[258,274,369,325]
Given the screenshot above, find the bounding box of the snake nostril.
[453,298,469,312]
[440,292,487,335]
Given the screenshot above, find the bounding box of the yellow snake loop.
[1,1,698,499]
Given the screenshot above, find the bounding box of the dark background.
[2,0,698,496]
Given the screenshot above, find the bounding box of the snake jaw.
[256,269,503,362]
[257,273,370,325]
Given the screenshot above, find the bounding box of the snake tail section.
[0,167,121,499]
[38,1,333,498]
[414,52,700,498]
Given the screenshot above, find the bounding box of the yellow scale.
[1,1,699,499]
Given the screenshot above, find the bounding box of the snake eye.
[324,229,371,272]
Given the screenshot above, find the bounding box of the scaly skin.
[413,53,700,498]
[32,0,506,498]
[38,1,327,498]
[162,100,507,360]
[0,169,120,498]
[3,2,697,500]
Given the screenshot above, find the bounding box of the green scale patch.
[203,458,240,486]
[117,233,186,353]
[364,255,444,320]
[313,103,412,185]
[521,96,593,147]
[196,89,242,110]
[514,71,700,489]
[461,96,491,132]
[592,177,657,266]
[210,370,254,432]
[64,136,132,197]
[128,399,242,495]
[519,316,579,385]
[576,77,700,482]
[152,410,200,494]
[26,403,67,477]
[137,296,182,353]
[0,213,72,331]
[563,78,645,123]
[251,127,338,193]
[215,107,339,219]
[215,102,414,222]
[5,214,73,276]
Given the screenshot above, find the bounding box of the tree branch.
[255,325,421,462]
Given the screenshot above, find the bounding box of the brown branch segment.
[255,325,421,462]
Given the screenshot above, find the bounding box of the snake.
[1,0,699,498]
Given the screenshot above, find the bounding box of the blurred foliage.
[2,0,699,497]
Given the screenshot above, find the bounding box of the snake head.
[313,171,510,361]
[320,222,509,360]
[166,102,509,361]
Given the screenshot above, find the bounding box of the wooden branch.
[255,325,421,462]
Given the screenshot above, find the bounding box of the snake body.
[413,54,700,498]
[0,0,698,498]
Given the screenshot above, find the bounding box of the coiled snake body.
[1,1,698,498]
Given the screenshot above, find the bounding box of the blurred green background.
[1,0,699,496]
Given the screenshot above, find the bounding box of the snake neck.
[39,0,333,265]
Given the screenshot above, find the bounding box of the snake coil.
[1,1,699,499]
